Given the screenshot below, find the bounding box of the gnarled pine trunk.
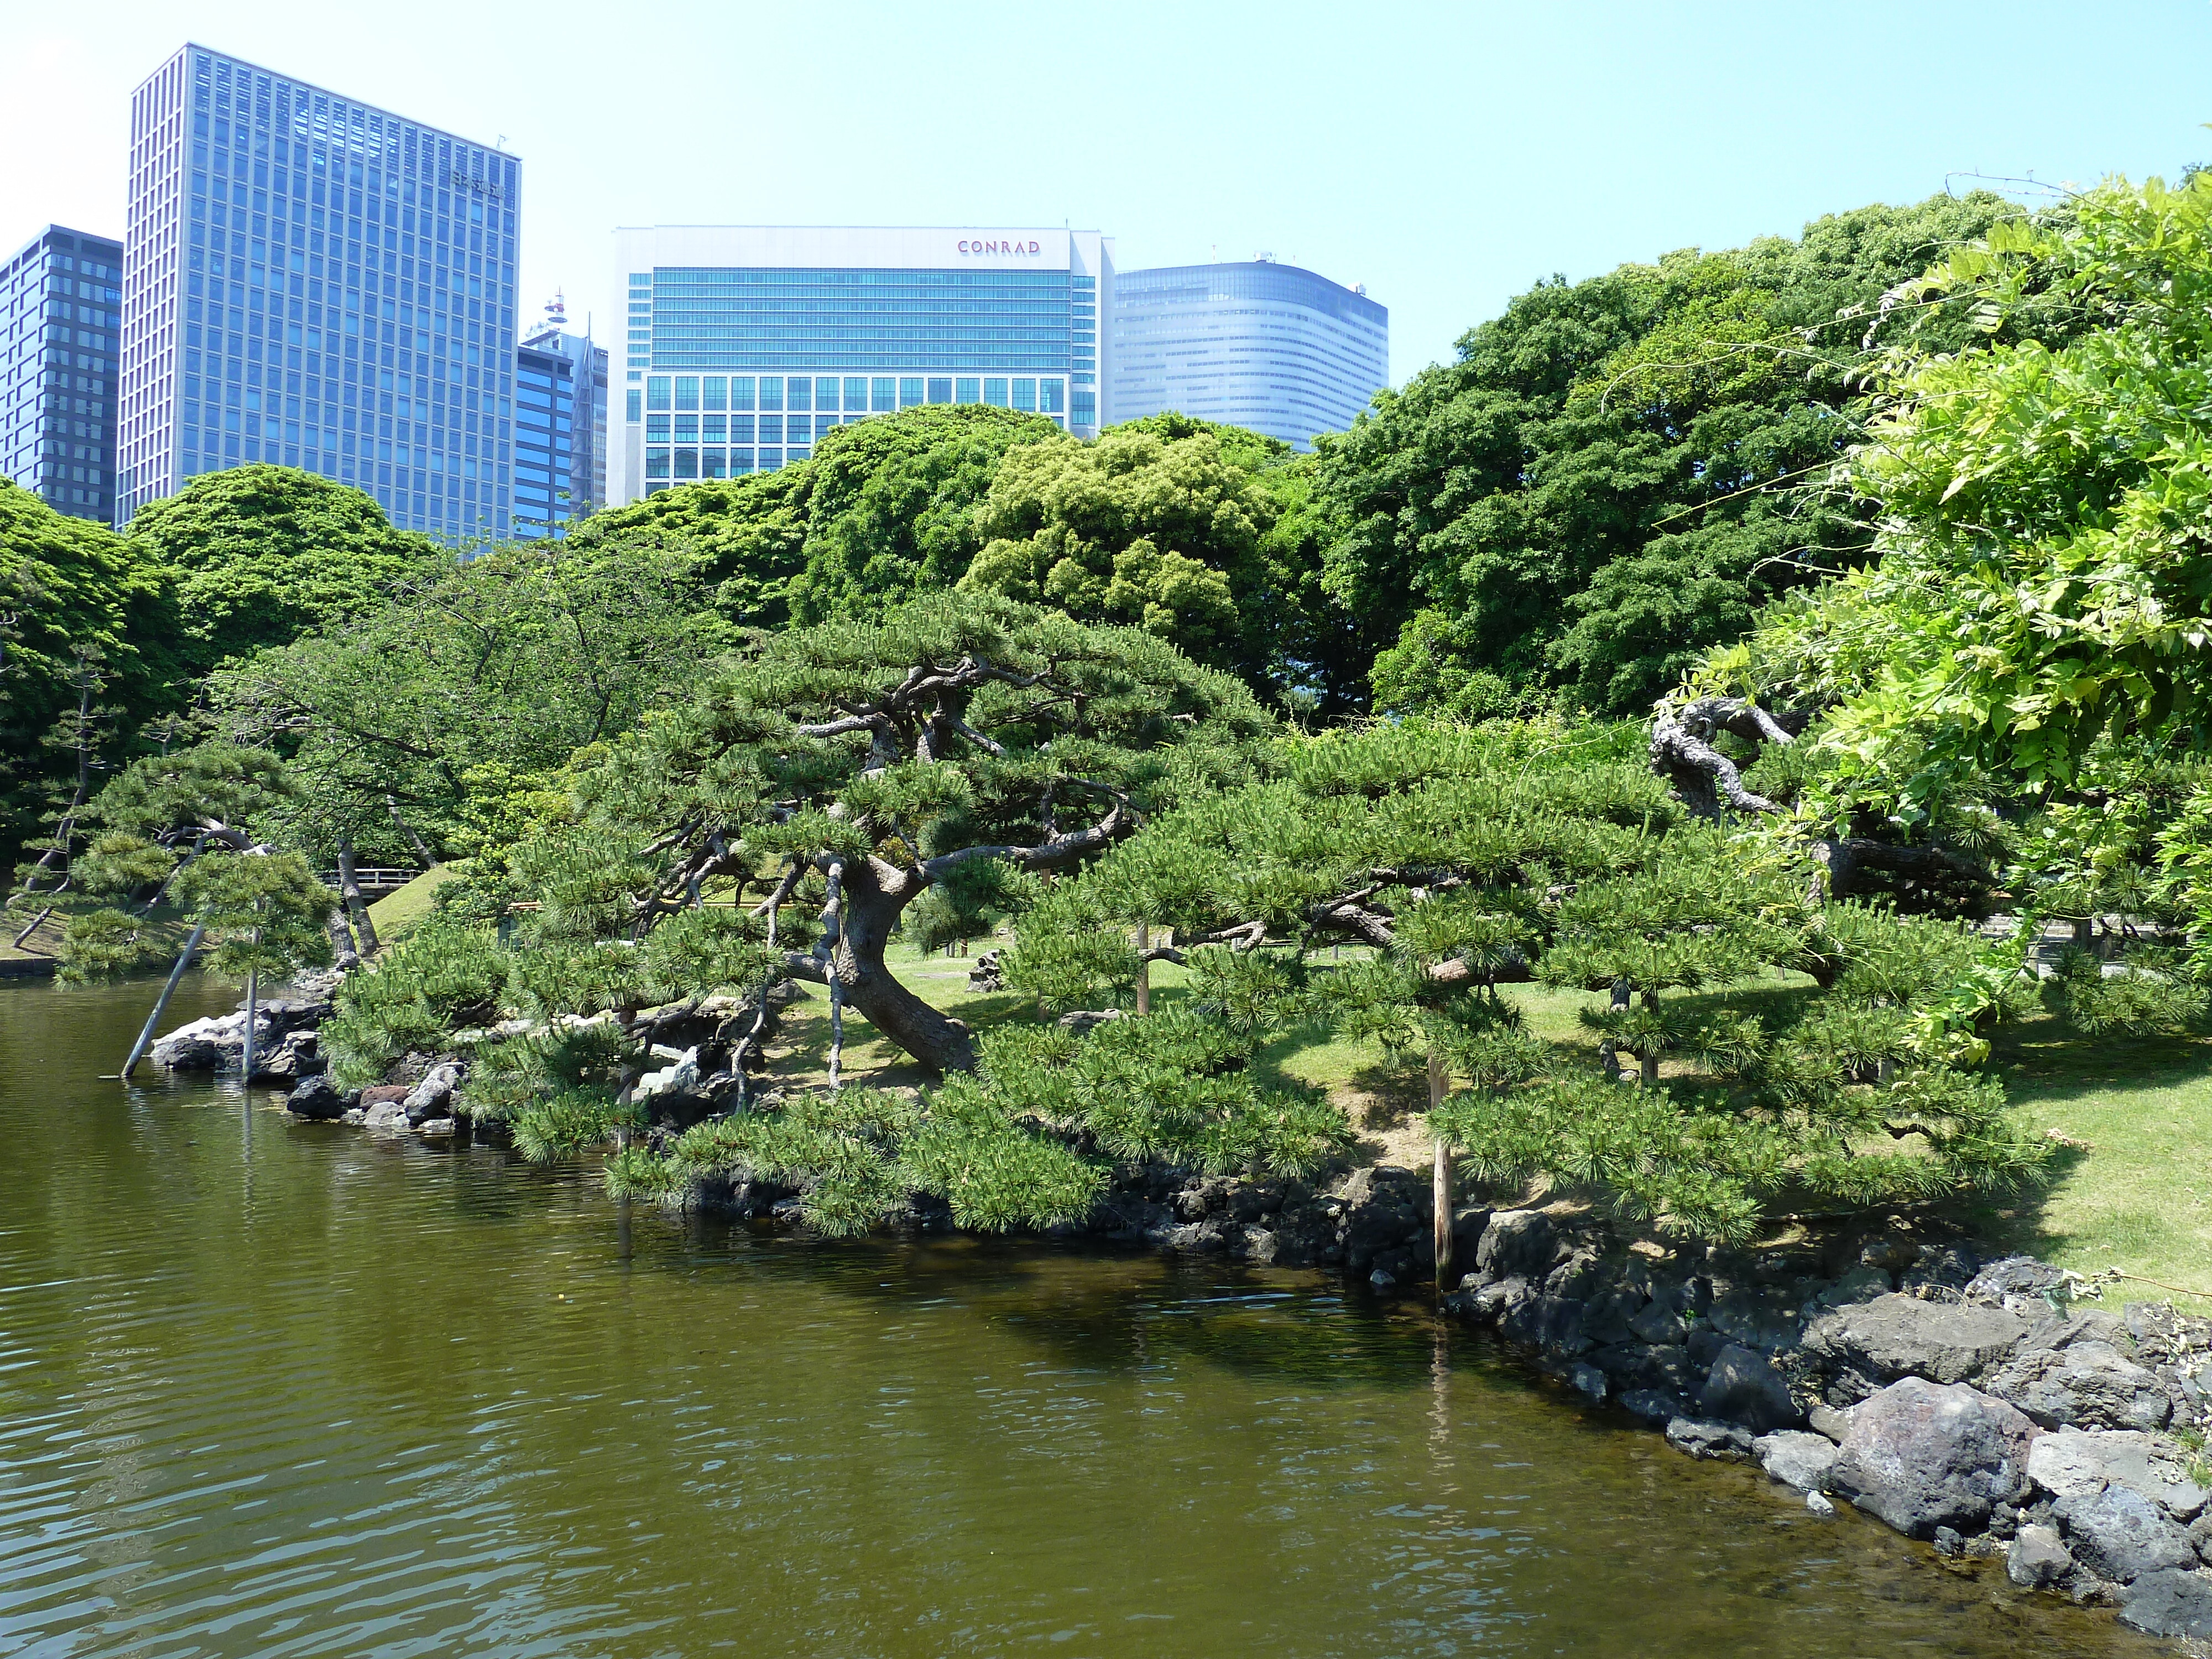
[789,857,978,1076]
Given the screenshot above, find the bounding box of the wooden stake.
[1135,920,1151,1015]
[122,922,206,1079]
[1430,1048,1452,1291]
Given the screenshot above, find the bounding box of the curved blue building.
[1109,259,1386,451]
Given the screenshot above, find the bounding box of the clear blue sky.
[4,0,2210,385]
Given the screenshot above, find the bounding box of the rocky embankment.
[152,986,2212,1644]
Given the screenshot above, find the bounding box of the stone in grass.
[1825,1377,2038,1540]
[1666,1417,1754,1461]
[2117,1568,2212,1640]
[283,1073,346,1121]
[2056,1484,2199,1584]
[1754,1430,1839,1494]
[2006,1523,2074,1590]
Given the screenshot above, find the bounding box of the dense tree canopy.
[1317,192,2032,718]
[126,464,445,680]
[0,481,181,877]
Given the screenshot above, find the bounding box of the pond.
[0,978,2151,1657]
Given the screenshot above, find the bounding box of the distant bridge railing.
[319,867,421,895]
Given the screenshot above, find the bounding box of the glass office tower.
[0,226,124,523]
[1110,259,1387,451]
[513,312,606,538]
[612,226,1110,503]
[119,45,521,539]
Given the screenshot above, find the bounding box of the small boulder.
[359,1083,410,1109]
[2117,1568,2212,1640]
[402,1062,463,1125]
[1798,1293,2027,1401]
[1666,1416,1754,1461]
[1700,1343,1799,1431]
[1474,1209,1559,1282]
[363,1101,411,1133]
[1754,1430,1839,1494]
[2027,1427,2209,1520]
[1618,1389,1685,1425]
[283,1073,345,1121]
[1986,1339,2173,1432]
[1965,1255,2070,1316]
[2057,1483,2199,1583]
[2006,1523,2074,1590]
[418,1117,457,1138]
[1825,1377,2039,1539]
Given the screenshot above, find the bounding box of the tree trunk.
[122,922,207,1079]
[326,907,359,971]
[337,836,380,954]
[384,796,435,869]
[830,864,977,1074]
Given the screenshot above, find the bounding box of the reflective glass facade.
[121,46,521,539]
[513,329,606,538]
[0,227,123,523]
[613,227,1110,503]
[1110,261,1387,452]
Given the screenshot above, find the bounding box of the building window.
[675,415,697,442]
[983,378,1008,408]
[848,377,871,413]
[675,448,698,478]
[702,450,727,479]
[729,447,753,472]
[811,377,838,411]
[955,378,980,405]
[1040,379,1064,414]
[1011,378,1037,413]
[1072,389,1095,427]
[703,377,726,411]
[927,377,951,405]
[675,377,698,411]
[703,415,725,443]
[758,448,780,471]
[729,377,755,411]
[758,377,783,411]
[626,389,643,422]
[729,414,754,442]
[786,377,811,413]
[645,447,669,478]
[815,415,837,441]
[646,376,670,411]
[646,414,669,441]
[757,415,781,444]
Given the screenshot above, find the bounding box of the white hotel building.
[612,225,1111,503]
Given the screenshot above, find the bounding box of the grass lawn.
[765,940,2212,1313]
[364,865,458,945]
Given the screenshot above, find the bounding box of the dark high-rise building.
[0,226,124,524]
[120,45,523,539]
[1110,258,1387,451]
[515,297,606,538]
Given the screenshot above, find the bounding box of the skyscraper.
[611,226,1110,504]
[0,226,124,524]
[1110,259,1387,451]
[515,296,606,537]
[119,45,522,539]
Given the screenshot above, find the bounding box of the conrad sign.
[957,237,1044,256]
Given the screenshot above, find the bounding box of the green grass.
[761,944,2212,1312]
[364,865,457,946]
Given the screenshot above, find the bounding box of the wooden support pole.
[1430,1047,1453,1291]
[122,923,206,1079]
[1135,920,1151,1015]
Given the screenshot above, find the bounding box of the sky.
[4,0,2211,387]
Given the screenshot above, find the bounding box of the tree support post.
[1135,920,1151,1016]
[122,922,207,1079]
[1430,1048,1453,1291]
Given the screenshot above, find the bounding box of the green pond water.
[0,977,2158,1657]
